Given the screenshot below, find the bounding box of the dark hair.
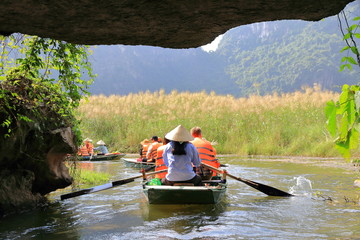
[172,141,187,155]
[151,136,158,141]
[163,137,170,145]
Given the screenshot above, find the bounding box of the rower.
[190,126,220,180]
[146,136,162,162]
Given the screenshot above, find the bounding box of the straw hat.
[83,138,92,143]
[165,125,194,142]
[141,139,150,145]
[97,140,106,145]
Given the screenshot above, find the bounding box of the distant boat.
[142,178,227,204]
[77,153,126,161]
[123,158,155,169]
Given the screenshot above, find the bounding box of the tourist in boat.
[161,125,202,186]
[78,138,94,156]
[155,137,170,179]
[145,136,162,162]
[139,139,150,161]
[190,126,220,179]
[93,140,109,155]
[85,138,94,156]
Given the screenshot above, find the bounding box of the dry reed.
[77,86,340,157]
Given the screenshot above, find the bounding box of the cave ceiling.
[0,0,355,48]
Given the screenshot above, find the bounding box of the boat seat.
[173,183,194,186]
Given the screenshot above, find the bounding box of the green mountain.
[88,1,359,97]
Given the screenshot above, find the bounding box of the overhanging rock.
[0,0,355,48]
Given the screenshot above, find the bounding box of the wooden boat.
[142,178,227,204]
[123,158,155,169]
[79,153,126,161]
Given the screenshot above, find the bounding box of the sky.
[201,34,224,52]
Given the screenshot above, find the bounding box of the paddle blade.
[229,174,293,197]
[201,162,293,197]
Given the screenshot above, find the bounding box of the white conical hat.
[97,140,105,145]
[165,125,194,142]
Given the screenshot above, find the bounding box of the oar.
[60,169,167,200]
[142,165,156,172]
[201,163,293,197]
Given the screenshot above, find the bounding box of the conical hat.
[140,139,150,145]
[165,125,194,142]
[83,138,92,143]
[97,140,105,145]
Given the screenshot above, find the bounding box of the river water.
[1,156,360,239]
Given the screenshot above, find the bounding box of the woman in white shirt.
[162,125,202,186]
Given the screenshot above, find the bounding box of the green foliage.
[338,12,360,71]
[223,20,355,96]
[66,161,110,188]
[326,85,360,160]
[0,34,95,142]
[77,169,110,187]
[326,10,360,160]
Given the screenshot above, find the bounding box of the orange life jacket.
[191,137,220,176]
[148,142,162,161]
[78,145,90,156]
[86,142,94,155]
[141,143,150,158]
[155,145,167,179]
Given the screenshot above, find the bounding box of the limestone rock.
[0,0,355,48]
[0,77,76,216]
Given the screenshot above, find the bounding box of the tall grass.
[77,86,341,157]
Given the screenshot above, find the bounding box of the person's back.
[86,142,94,156]
[78,145,89,156]
[162,125,202,186]
[155,143,168,179]
[140,139,150,160]
[190,127,220,177]
[94,140,109,155]
[146,136,163,162]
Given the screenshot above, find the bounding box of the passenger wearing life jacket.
[139,139,150,161]
[78,145,89,156]
[85,138,94,156]
[155,137,170,179]
[146,136,163,162]
[78,138,94,156]
[190,127,220,178]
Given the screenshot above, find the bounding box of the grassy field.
[77,86,342,157]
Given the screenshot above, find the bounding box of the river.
[1,155,359,239]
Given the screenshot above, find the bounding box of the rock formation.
[0,0,355,48]
[0,77,76,216]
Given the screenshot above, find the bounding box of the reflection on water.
[1,156,360,239]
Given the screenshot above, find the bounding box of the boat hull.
[79,153,126,161]
[123,158,155,169]
[142,181,227,204]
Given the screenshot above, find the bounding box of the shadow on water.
[0,201,80,240]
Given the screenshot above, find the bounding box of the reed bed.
[77,86,341,157]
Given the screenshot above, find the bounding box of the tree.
[325,10,360,160]
[0,34,95,142]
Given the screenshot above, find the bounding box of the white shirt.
[163,141,201,181]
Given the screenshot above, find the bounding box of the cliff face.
[0,0,354,48]
[0,77,76,216]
